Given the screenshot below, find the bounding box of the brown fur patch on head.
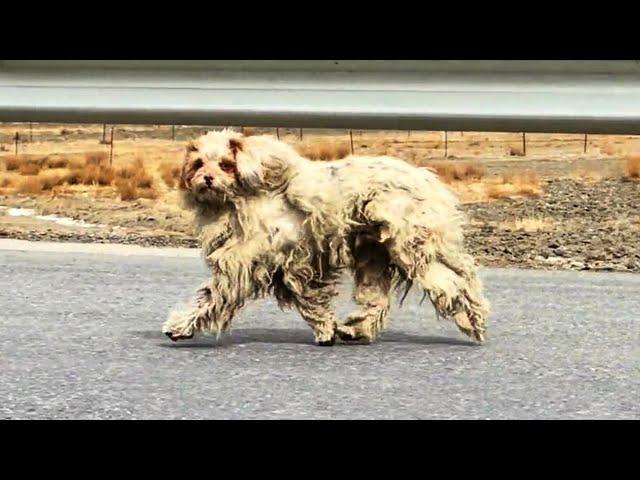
[180,156,203,190]
[220,157,238,175]
[229,138,243,158]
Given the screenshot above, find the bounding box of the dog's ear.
[180,150,201,192]
[229,138,243,157]
[179,160,193,190]
[186,140,199,153]
[232,136,290,193]
[180,139,203,190]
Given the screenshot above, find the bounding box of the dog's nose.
[204,175,213,187]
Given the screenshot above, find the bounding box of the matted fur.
[162,129,490,345]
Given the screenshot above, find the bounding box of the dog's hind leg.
[422,260,488,342]
[286,277,339,346]
[403,248,489,343]
[380,218,489,343]
[336,239,392,343]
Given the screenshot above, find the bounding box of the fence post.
[172,125,176,141]
[522,132,526,156]
[109,126,115,166]
[276,128,280,140]
[299,128,303,141]
[102,124,107,143]
[444,131,448,158]
[583,134,588,153]
[30,123,33,142]
[350,130,354,154]
[14,132,19,155]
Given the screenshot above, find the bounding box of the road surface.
[1,241,638,419]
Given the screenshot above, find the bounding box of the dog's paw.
[453,312,486,344]
[164,331,195,342]
[473,330,486,344]
[336,325,372,343]
[314,323,337,346]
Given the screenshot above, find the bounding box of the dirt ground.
[1,123,639,273]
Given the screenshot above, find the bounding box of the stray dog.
[162,129,489,345]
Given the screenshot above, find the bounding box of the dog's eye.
[193,159,204,170]
[220,161,236,174]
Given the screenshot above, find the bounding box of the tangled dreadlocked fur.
[163,129,489,345]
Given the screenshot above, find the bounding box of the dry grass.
[425,161,485,183]
[16,176,44,195]
[85,151,109,166]
[3,150,160,200]
[159,161,180,188]
[115,179,157,201]
[115,179,137,200]
[0,175,14,188]
[79,164,115,186]
[112,157,157,200]
[18,151,116,189]
[18,162,42,175]
[241,127,258,137]
[4,156,21,171]
[296,139,351,161]
[500,216,554,232]
[624,154,640,179]
[44,155,69,169]
[138,188,158,199]
[115,157,154,187]
[67,157,86,170]
[600,143,617,156]
[38,170,67,191]
[509,146,525,157]
[116,157,144,180]
[134,171,154,189]
[487,171,542,199]
[3,152,116,194]
[63,169,82,185]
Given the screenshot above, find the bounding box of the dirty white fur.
[162,129,489,345]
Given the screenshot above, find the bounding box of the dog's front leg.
[163,256,255,341]
[162,283,216,341]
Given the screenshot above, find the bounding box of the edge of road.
[0,238,201,258]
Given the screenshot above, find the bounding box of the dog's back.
[285,154,463,237]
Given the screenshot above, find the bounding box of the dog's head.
[180,129,293,205]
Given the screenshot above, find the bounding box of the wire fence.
[0,123,637,159]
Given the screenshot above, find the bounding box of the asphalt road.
[1,244,638,419]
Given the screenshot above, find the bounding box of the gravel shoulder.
[2,176,639,273]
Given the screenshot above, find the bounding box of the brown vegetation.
[296,139,351,160]
[16,176,44,195]
[159,161,180,188]
[425,161,486,183]
[509,146,525,157]
[624,154,640,179]
[486,171,542,199]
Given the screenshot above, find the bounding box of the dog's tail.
[417,248,489,343]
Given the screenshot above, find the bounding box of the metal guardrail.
[1,60,640,134]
